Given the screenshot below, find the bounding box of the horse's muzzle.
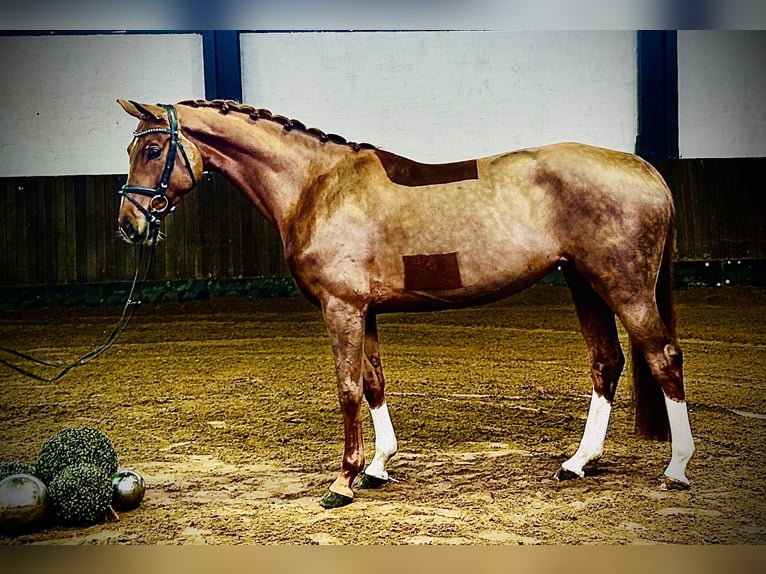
[119,209,158,245]
[119,219,141,243]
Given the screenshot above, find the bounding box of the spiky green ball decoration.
[0,460,37,482]
[48,463,112,526]
[36,426,118,485]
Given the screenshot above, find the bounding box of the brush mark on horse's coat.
[402,252,463,291]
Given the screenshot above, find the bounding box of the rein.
[118,104,197,232]
[1,105,195,382]
[1,106,196,382]
[0,234,158,382]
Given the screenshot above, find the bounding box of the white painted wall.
[0,33,205,177]
[678,30,766,158]
[2,30,763,178]
[241,31,638,163]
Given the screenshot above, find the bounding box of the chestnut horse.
[116,98,694,508]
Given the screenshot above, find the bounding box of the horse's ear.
[117,99,163,121]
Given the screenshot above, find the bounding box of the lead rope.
[0,229,159,383]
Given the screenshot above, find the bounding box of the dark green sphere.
[0,460,37,482]
[36,426,118,485]
[48,463,112,526]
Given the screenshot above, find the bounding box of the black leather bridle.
[119,104,197,233]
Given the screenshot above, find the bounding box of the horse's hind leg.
[557,266,625,480]
[618,301,695,487]
[359,314,398,488]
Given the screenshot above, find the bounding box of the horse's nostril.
[120,220,137,241]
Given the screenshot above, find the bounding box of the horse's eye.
[146,147,162,160]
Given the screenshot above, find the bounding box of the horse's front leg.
[319,297,367,509]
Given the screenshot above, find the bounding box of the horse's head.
[116,99,203,244]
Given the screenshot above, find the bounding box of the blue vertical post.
[202,31,243,102]
[636,31,679,161]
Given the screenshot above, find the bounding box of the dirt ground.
[0,284,764,545]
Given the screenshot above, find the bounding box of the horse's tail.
[632,216,676,441]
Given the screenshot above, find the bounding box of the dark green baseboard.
[0,277,299,310]
[1,260,763,310]
[673,259,766,288]
[539,259,766,289]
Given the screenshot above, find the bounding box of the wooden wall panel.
[654,158,766,261]
[0,172,288,287]
[0,159,763,288]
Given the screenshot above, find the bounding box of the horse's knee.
[337,377,364,407]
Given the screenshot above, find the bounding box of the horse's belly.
[372,237,560,311]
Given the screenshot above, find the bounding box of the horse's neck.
[182,109,344,232]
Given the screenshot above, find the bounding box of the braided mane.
[178,99,377,152]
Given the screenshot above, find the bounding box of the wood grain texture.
[1,159,763,286]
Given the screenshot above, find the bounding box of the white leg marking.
[561,390,612,477]
[365,402,398,480]
[663,393,695,484]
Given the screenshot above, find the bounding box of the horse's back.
[488,142,671,205]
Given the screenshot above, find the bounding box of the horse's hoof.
[554,467,581,481]
[319,490,353,509]
[358,473,389,490]
[660,476,690,491]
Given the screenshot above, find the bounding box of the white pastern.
[561,390,612,477]
[663,394,695,484]
[365,402,398,480]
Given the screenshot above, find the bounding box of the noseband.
[119,104,197,231]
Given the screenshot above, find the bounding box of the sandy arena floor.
[0,285,764,544]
